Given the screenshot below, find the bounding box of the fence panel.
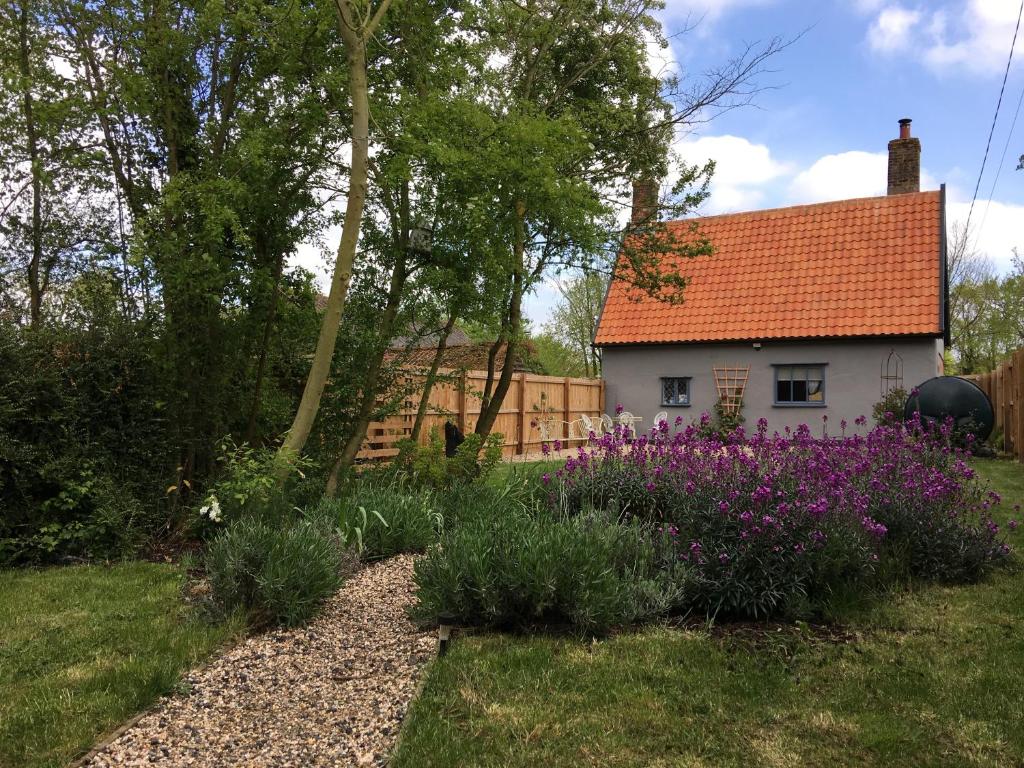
[355,369,605,462]
[967,354,1023,462]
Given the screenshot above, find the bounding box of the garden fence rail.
[356,369,605,462]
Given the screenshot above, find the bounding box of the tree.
[276,0,394,472]
[0,0,112,326]
[429,0,785,440]
[43,0,348,484]
[544,271,608,377]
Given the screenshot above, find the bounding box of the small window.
[661,377,691,407]
[774,365,826,406]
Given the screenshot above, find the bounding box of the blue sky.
[524,0,1024,325]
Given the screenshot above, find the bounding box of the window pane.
[807,377,823,401]
[792,379,807,401]
[777,366,792,382]
[776,379,791,402]
[662,378,689,405]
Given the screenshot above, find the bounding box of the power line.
[978,77,1024,238]
[964,0,1024,237]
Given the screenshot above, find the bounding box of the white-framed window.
[661,377,691,407]
[773,364,826,406]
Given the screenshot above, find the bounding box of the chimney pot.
[887,118,920,195]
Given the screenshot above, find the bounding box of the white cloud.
[645,33,681,80]
[675,134,792,213]
[788,150,939,203]
[861,0,1024,75]
[947,192,1024,274]
[867,6,921,53]
[788,151,887,201]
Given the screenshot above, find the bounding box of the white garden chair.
[600,413,614,435]
[653,410,668,427]
[578,413,598,438]
[617,411,642,438]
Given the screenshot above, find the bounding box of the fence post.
[516,372,527,455]
[457,370,467,434]
[563,377,571,443]
[1006,358,1014,455]
[1016,349,1024,462]
[599,377,606,416]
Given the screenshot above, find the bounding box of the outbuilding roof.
[594,189,945,345]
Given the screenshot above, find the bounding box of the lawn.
[0,561,241,768]
[393,458,1024,767]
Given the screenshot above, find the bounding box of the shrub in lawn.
[411,508,686,634]
[551,414,1010,619]
[205,518,349,628]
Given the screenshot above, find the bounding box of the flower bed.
[550,414,1012,619]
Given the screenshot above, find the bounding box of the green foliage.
[411,507,686,635]
[394,428,504,491]
[205,518,348,629]
[200,439,313,528]
[873,387,908,426]
[310,480,442,559]
[0,315,169,565]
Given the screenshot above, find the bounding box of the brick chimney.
[887,118,921,195]
[630,178,658,225]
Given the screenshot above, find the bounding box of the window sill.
[660,403,691,408]
[772,402,827,408]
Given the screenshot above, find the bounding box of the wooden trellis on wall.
[713,365,750,415]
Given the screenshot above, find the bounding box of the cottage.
[595,119,948,433]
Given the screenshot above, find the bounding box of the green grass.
[490,457,564,488]
[0,561,241,768]
[394,458,1024,767]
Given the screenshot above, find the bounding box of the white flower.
[201,496,223,523]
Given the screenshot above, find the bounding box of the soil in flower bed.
[82,555,433,768]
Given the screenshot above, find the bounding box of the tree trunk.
[324,254,408,496]
[475,201,526,439]
[410,312,458,442]
[277,30,373,472]
[17,1,44,326]
[245,243,285,445]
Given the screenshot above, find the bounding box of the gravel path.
[84,555,433,767]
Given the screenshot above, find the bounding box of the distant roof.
[391,326,473,350]
[595,190,944,345]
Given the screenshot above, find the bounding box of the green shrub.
[873,387,908,426]
[310,481,442,558]
[205,518,349,628]
[411,508,686,635]
[197,439,314,532]
[0,465,153,564]
[393,428,504,490]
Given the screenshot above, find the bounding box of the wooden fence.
[967,348,1024,462]
[356,369,605,462]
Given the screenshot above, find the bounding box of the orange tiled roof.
[595,191,944,345]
